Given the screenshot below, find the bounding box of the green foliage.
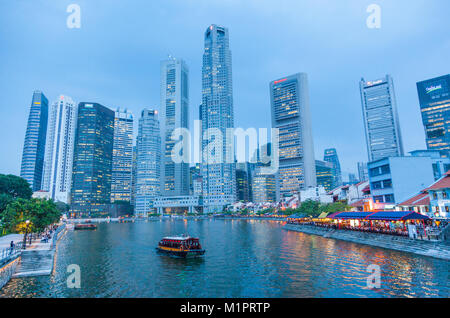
[0,174,32,199]
[1,198,61,234]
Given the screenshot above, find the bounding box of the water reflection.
[0,220,448,298]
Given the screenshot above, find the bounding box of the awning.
[366,211,430,221]
[318,212,329,219]
[330,211,430,221]
[330,212,373,219]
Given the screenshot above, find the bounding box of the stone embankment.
[283,224,450,261]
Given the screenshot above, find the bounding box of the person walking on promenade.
[9,240,15,255]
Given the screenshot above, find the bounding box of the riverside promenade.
[284,223,450,261]
[12,224,67,278]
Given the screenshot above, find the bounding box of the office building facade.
[360,75,404,161]
[323,148,342,188]
[416,74,450,151]
[160,57,190,196]
[135,109,161,217]
[42,95,77,203]
[111,109,134,203]
[357,162,369,182]
[201,24,236,212]
[21,91,49,191]
[315,160,334,192]
[270,73,316,200]
[70,103,115,217]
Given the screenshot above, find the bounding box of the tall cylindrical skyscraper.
[21,90,49,191]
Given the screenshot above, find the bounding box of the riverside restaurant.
[287,211,447,240]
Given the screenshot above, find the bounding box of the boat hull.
[156,247,205,258]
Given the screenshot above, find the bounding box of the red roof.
[398,191,430,206]
[362,185,370,193]
[426,170,450,191]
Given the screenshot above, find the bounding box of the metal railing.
[0,242,23,266]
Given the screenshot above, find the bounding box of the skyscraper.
[160,57,189,196]
[42,95,77,203]
[315,160,334,192]
[416,74,450,151]
[70,103,114,217]
[323,148,342,188]
[252,167,276,204]
[21,91,48,191]
[111,108,134,203]
[360,75,404,161]
[135,109,161,217]
[201,24,236,212]
[357,162,369,182]
[270,73,316,200]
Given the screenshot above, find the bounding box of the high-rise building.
[160,57,190,196]
[323,148,342,188]
[21,91,49,191]
[70,103,114,217]
[111,109,134,203]
[348,173,358,184]
[360,75,404,161]
[252,167,276,204]
[201,24,236,212]
[42,95,77,203]
[131,145,137,207]
[135,109,161,217]
[270,73,316,200]
[357,162,369,182]
[416,74,450,151]
[315,160,334,192]
[236,163,250,202]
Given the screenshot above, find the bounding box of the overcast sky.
[0,0,449,178]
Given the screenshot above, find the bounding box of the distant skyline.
[1,0,449,176]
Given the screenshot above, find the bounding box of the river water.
[0,219,448,297]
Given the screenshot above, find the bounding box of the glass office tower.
[135,109,161,217]
[323,148,342,188]
[416,74,450,151]
[20,90,49,191]
[360,75,404,162]
[42,95,77,203]
[201,24,236,212]
[160,56,190,196]
[270,73,316,200]
[111,108,134,203]
[70,103,114,217]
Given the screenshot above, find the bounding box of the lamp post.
[22,220,30,249]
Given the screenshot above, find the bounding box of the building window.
[443,191,448,199]
[433,193,437,199]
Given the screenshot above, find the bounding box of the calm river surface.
[1,219,448,297]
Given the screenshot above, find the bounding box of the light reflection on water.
[0,220,448,298]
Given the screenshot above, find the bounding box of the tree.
[0,174,32,199]
[1,198,61,234]
[298,200,321,217]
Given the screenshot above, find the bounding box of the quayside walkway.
[284,224,450,261]
[12,224,67,278]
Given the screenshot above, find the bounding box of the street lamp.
[22,220,30,249]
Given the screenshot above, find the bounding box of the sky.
[0,0,449,178]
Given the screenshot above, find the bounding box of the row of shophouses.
[228,168,450,219]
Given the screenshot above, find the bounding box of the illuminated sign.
[85,104,93,108]
[426,84,442,94]
[274,78,287,85]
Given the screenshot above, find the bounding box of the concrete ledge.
[0,256,20,289]
[283,224,450,261]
